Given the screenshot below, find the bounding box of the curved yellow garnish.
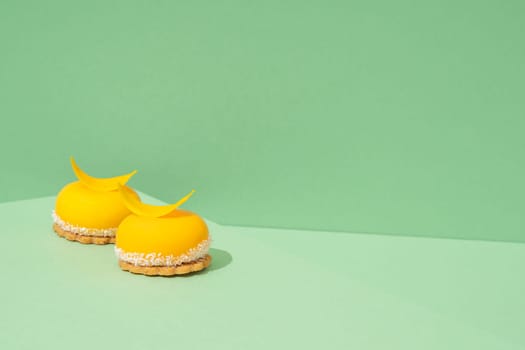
[119,185,195,218]
[71,157,137,192]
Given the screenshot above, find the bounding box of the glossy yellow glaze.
[116,209,209,256]
[55,181,139,229]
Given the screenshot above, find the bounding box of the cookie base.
[53,224,115,245]
[118,254,212,276]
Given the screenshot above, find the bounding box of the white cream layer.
[114,238,211,267]
[52,210,117,237]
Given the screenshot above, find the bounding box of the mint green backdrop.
[1,1,524,241]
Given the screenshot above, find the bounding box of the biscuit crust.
[53,224,115,245]
[118,254,212,276]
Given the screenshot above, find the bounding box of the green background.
[1,0,524,241]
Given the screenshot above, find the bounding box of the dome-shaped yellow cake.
[115,187,211,276]
[53,157,139,244]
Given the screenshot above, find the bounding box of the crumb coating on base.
[52,211,117,237]
[53,223,115,244]
[114,238,211,267]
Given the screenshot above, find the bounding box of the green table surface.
[1,195,524,349]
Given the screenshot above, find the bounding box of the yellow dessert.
[115,187,211,276]
[53,157,138,244]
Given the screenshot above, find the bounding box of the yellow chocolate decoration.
[71,157,136,192]
[119,185,195,218]
[54,158,139,229]
[115,189,209,261]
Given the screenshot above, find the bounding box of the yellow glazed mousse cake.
[115,187,211,276]
[53,157,139,244]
